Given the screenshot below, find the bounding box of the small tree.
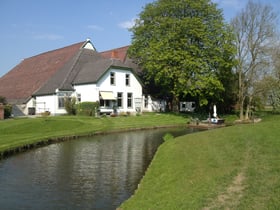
[64,97,77,115]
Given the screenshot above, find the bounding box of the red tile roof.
[0,41,84,103]
[101,46,130,62]
[100,45,142,74]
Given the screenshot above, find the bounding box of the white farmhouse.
[0,40,160,116]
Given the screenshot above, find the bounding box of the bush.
[65,97,77,115]
[163,133,174,142]
[76,101,99,116]
[0,96,12,119]
[4,104,12,119]
[0,96,7,104]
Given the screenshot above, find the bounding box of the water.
[0,127,195,210]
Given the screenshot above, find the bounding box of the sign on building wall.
[134,98,142,112]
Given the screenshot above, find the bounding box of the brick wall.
[0,103,4,120]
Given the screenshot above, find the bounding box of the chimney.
[111,50,118,59]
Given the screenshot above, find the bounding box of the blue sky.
[0,0,279,77]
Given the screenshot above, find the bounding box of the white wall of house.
[35,94,67,115]
[25,98,35,115]
[74,68,143,114]
[15,98,36,116]
[99,68,142,113]
[31,68,167,116]
[74,84,99,102]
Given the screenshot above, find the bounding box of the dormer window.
[110,72,115,85]
[125,74,130,86]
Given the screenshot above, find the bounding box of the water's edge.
[0,124,187,160]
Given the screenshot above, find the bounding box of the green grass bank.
[120,115,280,209]
[0,113,188,158]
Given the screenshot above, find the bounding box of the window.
[110,72,115,85]
[58,96,65,108]
[57,92,71,109]
[100,99,110,107]
[125,74,130,86]
[77,93,81,103]
[117,92,123,108]
[127,93,133,108]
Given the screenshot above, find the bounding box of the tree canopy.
[129,0,236,110]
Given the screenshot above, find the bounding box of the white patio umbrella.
[213,105,217,118]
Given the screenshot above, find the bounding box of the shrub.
[0,96,12,119]
[4,104,12,119]
[163,133,174,142]
[0,96,7,104]
[76,101,100,116]
[65,97,77,115]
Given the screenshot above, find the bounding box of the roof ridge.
[58,48,84,90]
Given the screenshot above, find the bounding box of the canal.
[0,127,196,210]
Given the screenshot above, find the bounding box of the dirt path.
[202,149,250,210]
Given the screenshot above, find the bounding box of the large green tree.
[129,0,236,111]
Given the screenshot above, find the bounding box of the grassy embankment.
[1,113,279,209]
[0,113,188,157]
[120,114,280,209]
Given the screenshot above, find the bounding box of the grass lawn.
[0,113,188,156]
[120,114,280,209]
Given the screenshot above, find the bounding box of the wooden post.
[0,103,4,120]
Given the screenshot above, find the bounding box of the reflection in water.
[0,127,195,210]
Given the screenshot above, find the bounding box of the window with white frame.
[125,73,130,86]
[110,72,115,85]
[58,96,65,108]
[117,92,123,108]
[127,92,133,108]
[57,92,71,109]
[100,99,110,107]
[77,93,81,103]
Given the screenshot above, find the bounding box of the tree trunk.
[239,100,244,120]
[172,96,179,112]
[245,96,252,120]
[245,104,250,120]
[238,65,245,121]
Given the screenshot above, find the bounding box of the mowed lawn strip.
[120,115,280,209]
[0,113,188,154]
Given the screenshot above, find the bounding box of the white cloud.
[118,18,136,29]
[87,25,104,31]
[33,33,64,40]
